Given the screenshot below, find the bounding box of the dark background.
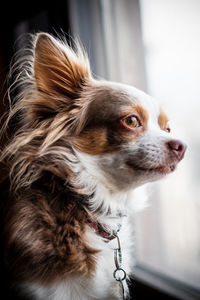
[0,2,181,299]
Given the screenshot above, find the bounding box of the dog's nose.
[167,139,187,161]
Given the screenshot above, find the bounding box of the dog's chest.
[27,217,134,300]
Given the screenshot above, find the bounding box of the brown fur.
[74,126,115,155]
[0,34,99,287]
[34,33,91,102]
[0,33,92,192]
[158,110,169,131]
[134,104,149,128]
[4,174,98,285]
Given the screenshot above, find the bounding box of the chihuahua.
[0,33,186,300]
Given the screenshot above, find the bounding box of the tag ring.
[113,268,127,282]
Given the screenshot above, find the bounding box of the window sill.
[130,263,200,300]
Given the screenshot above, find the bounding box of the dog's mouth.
[126,161,177,175]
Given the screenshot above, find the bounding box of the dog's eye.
[121,115,140,129]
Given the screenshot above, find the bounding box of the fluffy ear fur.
[0,33,93,191]
[34,33,91,99]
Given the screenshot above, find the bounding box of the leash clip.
[113,225,127,300]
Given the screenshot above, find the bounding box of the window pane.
[135,0,200,289]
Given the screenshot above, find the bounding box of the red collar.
[85,213,117,241]
[67,203,118,241]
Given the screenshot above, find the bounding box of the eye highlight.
[121,115,141,130]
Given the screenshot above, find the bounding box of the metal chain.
[113,225,127,300]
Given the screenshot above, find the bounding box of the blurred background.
[0,0,199,299]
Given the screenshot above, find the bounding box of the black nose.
[167,139,187,161]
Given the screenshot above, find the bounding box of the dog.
[0,33,186,300]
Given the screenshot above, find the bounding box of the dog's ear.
[34,33,91,100]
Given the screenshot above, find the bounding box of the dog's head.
[73,81,187,191]
[2,33,186,194]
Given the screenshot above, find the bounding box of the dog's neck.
[83,183,129,238]
[32,170,129,240]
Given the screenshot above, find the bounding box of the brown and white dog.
[0,33,186,299]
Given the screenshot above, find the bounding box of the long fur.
[0,33,186,300]
[1,34,92,193]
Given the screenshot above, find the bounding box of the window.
[135,0,200,296]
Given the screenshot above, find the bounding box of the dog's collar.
[67,203,125,241]
[85,213,122,241]
[85,208,128,241]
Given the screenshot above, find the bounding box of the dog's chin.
[100,162,177,192]
[126,161,177,176]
